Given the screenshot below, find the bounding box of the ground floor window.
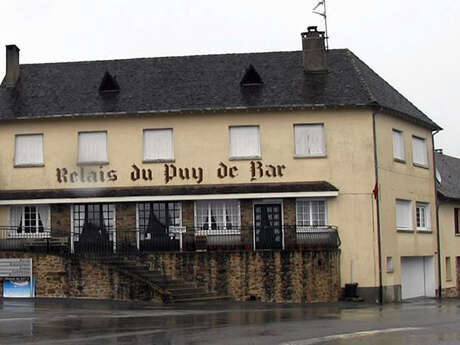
[72,204,115,242]
[9,205,50,236]
[195,200,240,231]
[296,199,327,227]
[138,202,181,238]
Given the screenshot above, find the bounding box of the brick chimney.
[301,26,327,73]
[5,45,20,88]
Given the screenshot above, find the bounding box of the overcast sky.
[1,0,459,157]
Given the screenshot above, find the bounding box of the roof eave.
[371,104,442,132]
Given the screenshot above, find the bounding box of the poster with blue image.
[3,277,35,298]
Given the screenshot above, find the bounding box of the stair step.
[167,287,207,294]
[156,281,197,288]
[170,292,216,299]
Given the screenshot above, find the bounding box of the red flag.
[373,183,379,199]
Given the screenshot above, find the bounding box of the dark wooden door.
[254,204,282,250]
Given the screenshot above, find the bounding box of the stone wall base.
[442,287,459,298]
[0,252,159,302]
[148,250,341,303]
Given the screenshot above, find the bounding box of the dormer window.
[240,64,263,86]
[99,71,120,93]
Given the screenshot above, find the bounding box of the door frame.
[252,199,284,250]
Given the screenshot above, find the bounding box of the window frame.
[293,123,327,158]
[194,200,241,234]
[77,131,109,165]
[412,135,428,168]
[416,202,431,232]
[295,198,328,230]
[143,128,175,163]
[71,203,116,241]
[392,129,405,162]
[14,133,44,167]
[137,201,182,240]
[454,208,459,236]
[9,205,50,238]
[395,199,413,231]
[228,125,261,160]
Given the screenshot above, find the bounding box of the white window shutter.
[143,129,174,161]
[9,206,22,228]
[78,132,108,164]
[396,199,412,229]
[412,137,427,166]
[230,126,260,158]
[392,130,405,160]
[15,134,44,166]
[294,124,325,156]
[37,205,50,229]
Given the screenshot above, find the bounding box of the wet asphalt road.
[0,298,460,344]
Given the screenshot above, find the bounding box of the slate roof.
[0,49,440,130]
[435,153,460,201]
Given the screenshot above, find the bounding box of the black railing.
[0,225,340,256]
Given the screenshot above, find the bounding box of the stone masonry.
[148,250,341,303]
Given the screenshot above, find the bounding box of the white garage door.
[401,256,436,300]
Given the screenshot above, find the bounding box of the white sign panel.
[0,259,32,278]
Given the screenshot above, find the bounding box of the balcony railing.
[0,225,340,256]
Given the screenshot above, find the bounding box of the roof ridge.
[345,49,376,104]
[19,49,348,67]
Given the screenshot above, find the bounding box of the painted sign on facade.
[56,161,288,185]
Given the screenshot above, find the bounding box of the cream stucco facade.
[0,107,441,302]
[439,202,460,294]
[374,112,438,301]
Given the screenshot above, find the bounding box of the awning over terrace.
[0,181,339,205]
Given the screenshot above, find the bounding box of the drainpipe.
[432,130,442,299]
[372,111,383,305]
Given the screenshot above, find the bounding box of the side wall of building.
[375,112,438,301]
[439,202,460,297]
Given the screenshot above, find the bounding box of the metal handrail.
[0,224,340,254]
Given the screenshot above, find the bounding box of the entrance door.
[254,204,282,250]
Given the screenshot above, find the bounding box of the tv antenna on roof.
[312,0,329,49]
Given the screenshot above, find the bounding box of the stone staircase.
[98,257,229,303]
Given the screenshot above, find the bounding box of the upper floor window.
[9,205,50,237]
[296,199,327,227]
[14,134,44,167]
[195,200,240,231]
[416,202,431,231]
[229,126,261,160]
[412,136,428,167]
[396,199,412,230]
[143,129,174,162]
[78,131,108,164]
[455,208,459,235]
[294,124,326,157]
[392,129,405,161]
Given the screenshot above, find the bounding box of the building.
[435,152,460,297]
[0,27,441,303]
